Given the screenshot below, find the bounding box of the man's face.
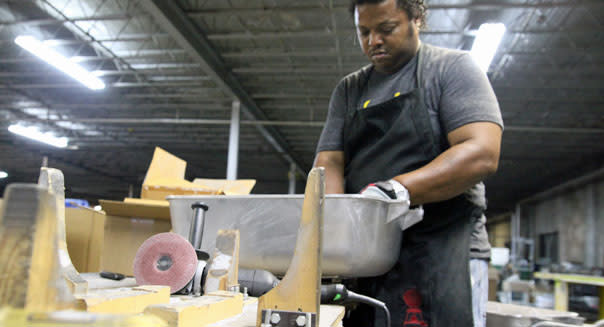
[355,0,420,73]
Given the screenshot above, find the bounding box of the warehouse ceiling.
[0,0,602,214]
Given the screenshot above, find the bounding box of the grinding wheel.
[133,232,198,293]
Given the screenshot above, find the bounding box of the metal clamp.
[260,309,316,327]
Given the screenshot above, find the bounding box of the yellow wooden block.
[39,168,89,296]
[0,185,74,311]
[77,285,170,314]
[145,291,244,327]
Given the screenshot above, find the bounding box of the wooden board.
[0,307,168,327]
[145,291,243,327]
[76,285,170,314]
[210,301,344,327]
[80,273,137,290]
[256,167,325,326]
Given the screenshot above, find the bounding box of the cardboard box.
[96,147,255,276]
[141,147,222,201]
[488,265,501,301]
[193,179,256,196]
[101,215,171,276]
[65,207,106,272]
[100,198,171,220]
[141,147,255,201]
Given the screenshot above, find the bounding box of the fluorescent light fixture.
[0,171,7,179]
[470,23,506,73]
[8,124,69,148]
[14,35,105,90]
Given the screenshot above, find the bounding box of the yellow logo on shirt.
[362,93,400,109]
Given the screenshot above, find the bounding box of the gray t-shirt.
[316,43,503,259]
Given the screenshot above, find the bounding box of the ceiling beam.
[17,117,326,127]
[0,13,132,26]
[0,81,217,89]
[139,0,308,178]
[1,28,593,48]
[184,1,602,17]
[505,126,604,134]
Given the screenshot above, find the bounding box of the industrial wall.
[520,176,604,268]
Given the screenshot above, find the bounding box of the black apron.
[342,45,480,327]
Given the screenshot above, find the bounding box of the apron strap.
[348,64,373,116]
[415,43,424,89]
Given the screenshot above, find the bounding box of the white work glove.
[360,179,423,230]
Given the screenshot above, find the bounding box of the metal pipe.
[227,101,240,180]
[288,163,296,194]
[511,204,521,266]
[189,202,209,250]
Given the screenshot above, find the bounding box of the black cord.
[346,290,391,327]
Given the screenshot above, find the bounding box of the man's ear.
[413,18,422,29]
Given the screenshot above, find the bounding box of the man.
[313,0,503,326]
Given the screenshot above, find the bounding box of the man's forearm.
[394,143,497,205]
[394,141,498,205]
[324,166,345,194]
[394,122,502,205]
[313,151,346,194]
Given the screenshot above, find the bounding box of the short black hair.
[349,0,427,28]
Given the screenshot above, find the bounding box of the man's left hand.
[360,179,423,230]
[360,179,410,203]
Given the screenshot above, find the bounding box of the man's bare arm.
[313,150,345,194]
[394,122,502,205]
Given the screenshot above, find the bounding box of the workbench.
[80,273,345,327]
[534,272,604,319]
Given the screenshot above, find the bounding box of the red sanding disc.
[133,232,198,293]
